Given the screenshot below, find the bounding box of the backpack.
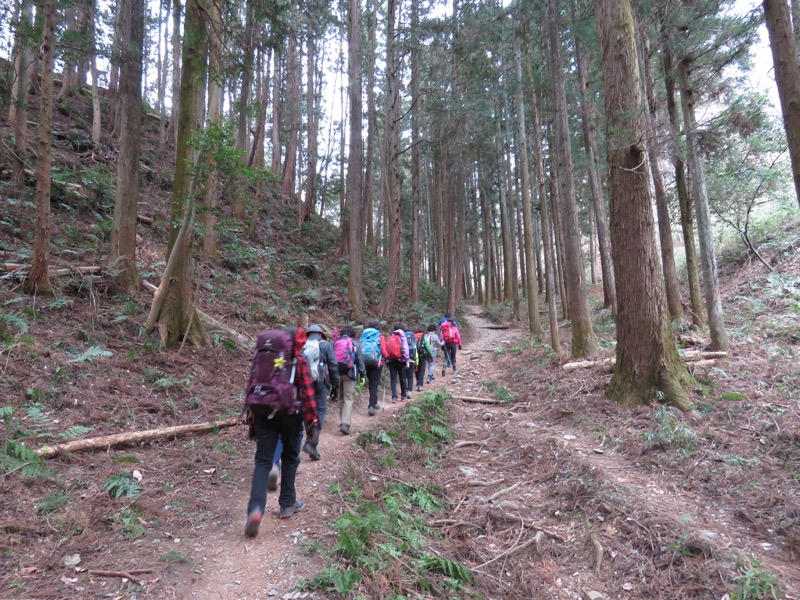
[382,332,403,361]
[334,336,356,373]
[361,328,382,366]
[405,331,417,363]
[441,320,458,344]
[301,338,321,382]
[415,333,432,361]
[244,330,300,418]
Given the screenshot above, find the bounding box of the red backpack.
[440,320,458,344]
[244,330,300,418]
[381,332,403,361]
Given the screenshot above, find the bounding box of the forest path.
[173,308,800,598]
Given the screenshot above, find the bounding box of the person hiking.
[244,327,320,537]
[425,324,444,384]
[360,321,383,416]
[334,325,365,435]
[382,323,410,402]
[404,327,418,398]
[440,316,462,376]
[414,327,433,392]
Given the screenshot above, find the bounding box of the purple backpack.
[244,330,300,418]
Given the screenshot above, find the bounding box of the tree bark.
[281,9,300,198]
[10,0,33,197]
[107,0,144,296]
[166,0,181,143]
[678,58,729,352]
[347,0,365,321]
[594,0,691,409]
[764,0,800,210]
[409,0,421,304]
[363,5,378,249]
[546,0,598,358]
[301,35,318,223]
[24,0,56,296]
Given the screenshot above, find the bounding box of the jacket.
[292,329,320,433]
[318,339,340,389]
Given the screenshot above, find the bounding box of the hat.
[307,324,327,339]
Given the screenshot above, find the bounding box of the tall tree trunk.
[573,23,616,314]
[270,53,282,174]
[531,93,561,353]
[237,0,255,160]
[480,179,493,307]
[201,0,223,263]
[514,26,542,337]
[546,0,597,358]
[409,0,421,304]
[148,0,209,347]
[24,0,56,295]
[363,5,378,248]
[107,0,144,295]
[301,35,318,223]
[157,0,168,149]
[764,0,800,210]
[166,0,181,143]
[379,0,401,316]
[11,0,33,197]
[663,45,705,326]
[640,32,683,321]
[347,0,364,321]
[281,11,300,198]
[496,121,514,305]
[594,0,691,409]
[678,58,729,352]
[89,0,102,144]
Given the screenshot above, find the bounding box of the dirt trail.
[174,308,800,598]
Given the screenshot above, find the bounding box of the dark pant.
[388,361,407,399]
[443,343,458,372]
[415,357,428,387]
[365,364,382,408]
[406,362,415,393]
[249,413,303,513]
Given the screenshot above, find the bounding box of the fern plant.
[68,345,113,363]
[104,472,143,500]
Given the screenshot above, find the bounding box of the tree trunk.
[11,0,33,197]
[166,0,181,143]
[594,0,691,409]
[409,0,421,304]
[237,0,255,161]
[573,23,617,314]
[363,5,378,249]
[301,35,318,223]
[639,31,683,321]
[281,11,300,198]
[663,45,705,327]
[24,0,56,296]
[546,0,597,358]
[379,0,401,317]
[678,58,729,352]
[347,0,364,322]
[270,53,282,175]
[764,0,800,210]
[148,0,209,347]
[89,0,102,144]
[107,0,144,295]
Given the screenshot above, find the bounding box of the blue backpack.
[404,330,417,363]
[361,328,382,366]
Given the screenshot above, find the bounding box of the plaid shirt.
[293,328,319,432]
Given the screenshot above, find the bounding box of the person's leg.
[448,343,458,373]
[405,363,414,397]
[428,355,436,382]
[248,416,280,515]
[389,362,399,399]
[277,415,304,510]
[416,358,427,389]
[367,365,381,410]
[340,377,355,427]
[315,381,328,431]
[399,363,408,398]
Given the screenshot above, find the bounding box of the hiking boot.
[368,406,377,416]
[303,442,320,461]
[244,509,262,537]
[279,500,305,519]
[267,464,279,492]
[441,369,446,377]
[339,423,351,435]
[416,385,422,392]
[403,394,412,401]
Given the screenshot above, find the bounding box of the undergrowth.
[299,391,477,599]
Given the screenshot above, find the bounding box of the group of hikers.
[241,314,463,537]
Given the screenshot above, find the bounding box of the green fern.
[104,472,143,500]
[68,345,113,363]
[36,491,71,514]
[1,440,53,478]
[417,554,474,583]
[59,425,93,440]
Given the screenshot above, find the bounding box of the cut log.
[1,264,102,277]
[137,215,154,225]
[35,417,240,458]
[453,440,483,449]
[142,280,253,351]
[562,351,728,371]
[452,395,509,405]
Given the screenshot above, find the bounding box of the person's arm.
[355,341,366,375]
[401,334,410,363]
[325,344,341,388]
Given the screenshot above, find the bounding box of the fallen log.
[35,417,239,458]
[562,351,728,371]
[452,395,509,405]
[1,263,102,277]
[452,440,483,449]
[142,280,253,351]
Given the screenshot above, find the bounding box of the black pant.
[248,413,303,513]
[443,342,458,372]
[304,380,329,451]
[405,362,415,393]
[365,364,382,408]
[387,361,407,398]
[415,357,428,387]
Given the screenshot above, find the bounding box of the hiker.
[414,327,433,392]
[383,323,410,402]
[334,325,365,435]
[439,312,459,328]
[404,327,418,397]
[244,327,320,536]
[440,316,462,376]
[360,321,383,416]
[301,324,340,460]
[425,324,444,384]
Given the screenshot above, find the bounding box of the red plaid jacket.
[293,328,319,432]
